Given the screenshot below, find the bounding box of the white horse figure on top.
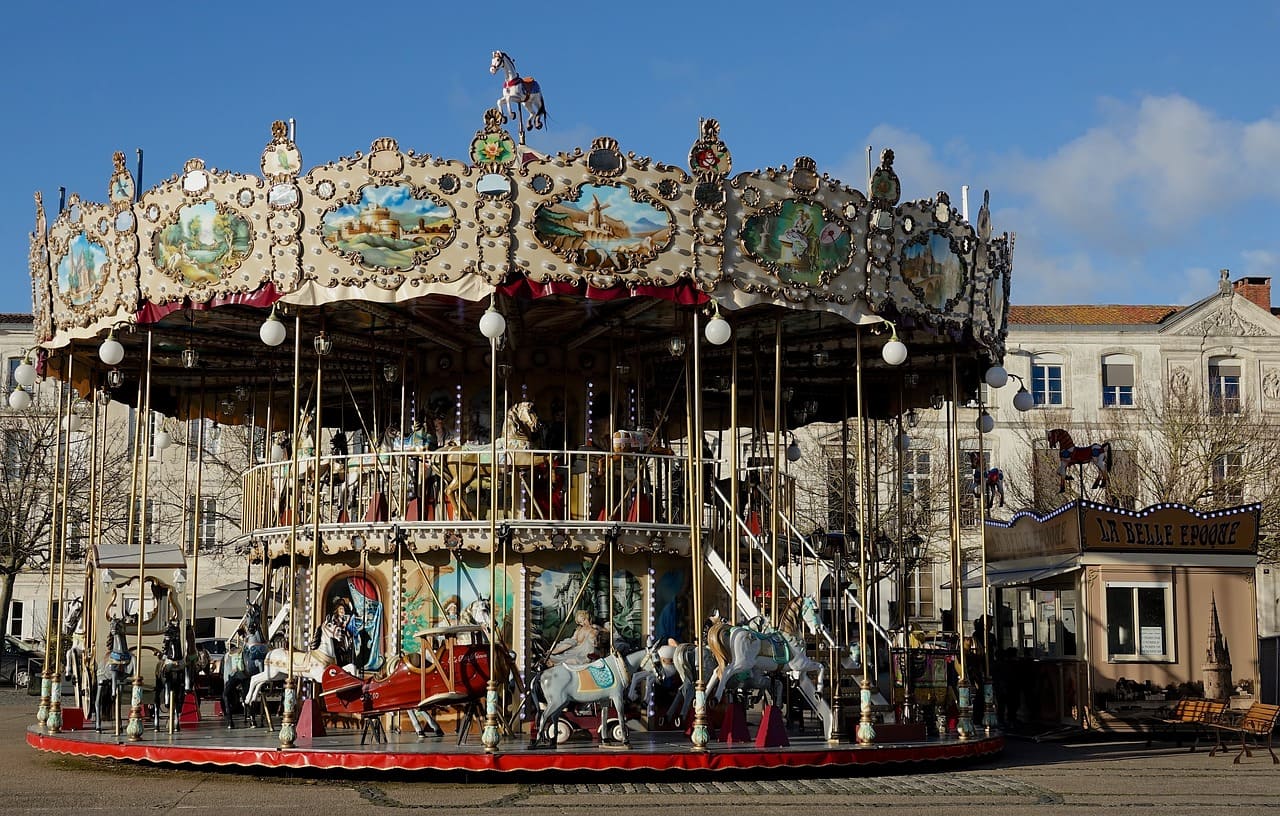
[490,50,547,133]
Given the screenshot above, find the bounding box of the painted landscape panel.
[534,183,671,272]
[56,233,109,306]
[322,184,455,271]
[154,202,252,285]
[741,200,849,285]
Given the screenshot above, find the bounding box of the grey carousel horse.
[95,616,132,732]
[526,648,649,749]
[244,612,354,705]
[222,604,268,727]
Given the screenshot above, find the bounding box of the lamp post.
[479,296,505,753]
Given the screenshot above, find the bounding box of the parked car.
[2,634,44,689]
[195,637,228,698]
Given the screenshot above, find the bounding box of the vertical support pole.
[126,334,154,741]
[280,314,302,749]
[689,310,709,751]
[855,329,875,745]
[951,354,973,740]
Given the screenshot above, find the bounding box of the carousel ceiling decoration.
[29,84,1013,366]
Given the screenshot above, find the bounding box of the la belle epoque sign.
[986,501,1258,561]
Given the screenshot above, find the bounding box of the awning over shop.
[92,541,187,570]
[193,581,263,619]
[945,559,1079,590]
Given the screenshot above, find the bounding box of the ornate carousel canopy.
[28,113,1011,427]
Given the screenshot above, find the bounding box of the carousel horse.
[705,595,827,705]
[244,611,356,705]
[440,401,545,519]
[222,604,268,727]
[490,50,547,131]
[526,648,649,749]
[625,639,709,723]
[1046,428,1112,493]
[60,596,84,684]
[95,616,132,730]
[153,620,186,729]
[968,451,1006,508]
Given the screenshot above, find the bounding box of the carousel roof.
[27,114,1012,425]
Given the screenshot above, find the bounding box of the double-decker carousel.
[24,88,1010,773]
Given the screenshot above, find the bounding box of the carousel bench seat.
[1144,698,1226,751]
[1208,702,1280,764]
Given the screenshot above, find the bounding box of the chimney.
[1232,275,1272,311]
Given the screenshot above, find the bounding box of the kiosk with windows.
[984,500,1259,729]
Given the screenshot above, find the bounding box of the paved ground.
[4,686,1278,815]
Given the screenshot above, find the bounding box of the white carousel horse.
[440,401,545,519]
[244,616,356,704]
[490,50,547,131]
[1047,427,1112,493]
[705,595,827,704]
[625,639,710,723]
[60,596,84,683]
[526,648,648,748]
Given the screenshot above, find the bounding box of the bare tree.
[1005,384,1280,563]
[0,393,133,637]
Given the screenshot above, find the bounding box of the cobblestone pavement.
[4,687,1278,815]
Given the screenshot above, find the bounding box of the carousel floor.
[26,710,1004,775]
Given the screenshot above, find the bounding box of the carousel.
[23,55,1010,774]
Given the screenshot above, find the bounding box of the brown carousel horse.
[440,401,545,519]
[1047,428,1112,493]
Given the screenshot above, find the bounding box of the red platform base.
[26,717,1003,775]
[755,704,789,748]
[717,702,750,744]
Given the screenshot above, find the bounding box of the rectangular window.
[1032,363,1064,406]
[825,449,859,532]
[904,560,935,621]
[1102,361,1135,407]
[1106,583,1172,660]
[1213,451,1244,504]
[8,600,23,637]
[1209,362,1241,415]
[186,496,219,550]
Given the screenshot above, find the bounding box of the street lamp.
[704,303,731,345]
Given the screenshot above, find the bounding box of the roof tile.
[1009,305,1180,326]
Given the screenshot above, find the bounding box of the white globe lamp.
[154,429,172,451]
[976,411,995,434]
[984,365,1008,389]
[14,358,36,389]
[479,306,507,340]
[882,336,908,366]
[99,331,124,366]
[704,308,731,346]
[260,309,287,347]
[8,386,31,411]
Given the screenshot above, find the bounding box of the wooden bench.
[1208,702,1280,764]
[1145,698,1226,751]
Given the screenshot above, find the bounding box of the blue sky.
[3,1,1279,313]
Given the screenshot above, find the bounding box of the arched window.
[1102,353,1135,408]
[1031,353,1064,406]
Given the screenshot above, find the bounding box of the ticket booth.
[984,501,1260,729]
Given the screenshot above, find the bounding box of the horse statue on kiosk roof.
[1047,428,1112,494]
[490,50,547,134]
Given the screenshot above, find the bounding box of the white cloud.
[999,95,1280,252]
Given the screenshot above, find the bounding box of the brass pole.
[36,352,65,727]
[280,314,302,749]
[190,377,206,651]
[729,336,739,607]
[977,385,995,734]
[481,324,502,752]
[770,320,781,624]
[45,354,74,732]
[309,345,324,656]
[951,354,973,739]
[854,329,876,745]
[125,334,154,740]
[689,310,709,751]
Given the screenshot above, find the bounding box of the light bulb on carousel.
[8,385,31,411]
[479,298,507,340]
[704,303,731,346]
[260,304,287,347]
[13,352,36,389]
[881,321,908,366]
[1005,372,1035,412]
[99,330,124,366]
